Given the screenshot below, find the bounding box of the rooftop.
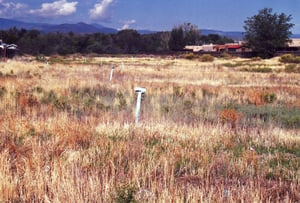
[288,39,300,47]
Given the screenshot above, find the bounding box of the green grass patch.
[238,104,300,128]
[240,67,273,73]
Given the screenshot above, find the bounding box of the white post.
[110,67,114,81]
[135,87,146,124]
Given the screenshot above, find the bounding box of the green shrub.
[238,104,300,128]
[117,92,127,110]
[220,52,233,59]
[264,93,276,103]
[285,64,300,73]
[200,54,214,62]
[35,55,46,62]
[250,56,262,61]
[0,86,7,98]
[41,90,58,104]
[222,62,244,68]
[280,54,300,64]
[240,67,272,73]
[184,52,199,60]
[113,184,137,203]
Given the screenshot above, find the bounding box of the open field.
[0,55,299,202]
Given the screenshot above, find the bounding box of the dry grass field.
[0,54,299,202]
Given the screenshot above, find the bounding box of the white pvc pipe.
[135,92,142,124]
[110,67,114,81]
[134,87,146,124]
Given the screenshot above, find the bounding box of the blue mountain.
[0,18,299,39]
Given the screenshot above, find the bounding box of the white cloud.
[119,19,136,30]
[29,0,78,17]
[89,0,114,21]
[0,0,27,18]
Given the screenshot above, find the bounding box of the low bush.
[247,91,276,106]
[285,64,300,73]
[222,62,244,68]
[240,67,272,73]
[279,54,300,64]
[220,52,233,59]
[184,52,199,60]
[113,184,137,203]
[200,54,214,62]
[250,56,262,61]
[238,104,300,128]
[219,108,242,128]
[0,86,7,98]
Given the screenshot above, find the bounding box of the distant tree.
[5,27,20,44]
[169,22,201,51]
[182,22,201,45]
[200,34,234,45]
[244,8,294,58]
[168,26,185,51]
[114,29,142,54]
[142,32,170,53]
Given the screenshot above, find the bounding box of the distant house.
[275,38,300,56]
[287,38,300,51]
[0,39,18,59]
[184,44,214,52]
[184,42,250,53]
[213,43,249,53]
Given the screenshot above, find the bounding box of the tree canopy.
[168,23,201,51]
[0,24,234,56]
[244,8,294,58]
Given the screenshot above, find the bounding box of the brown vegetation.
[0,55,299,202]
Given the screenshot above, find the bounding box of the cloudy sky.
[0,0,299,33]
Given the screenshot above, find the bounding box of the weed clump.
[113,184,137,203]
[219,108,242,128]
[247,90,276,106]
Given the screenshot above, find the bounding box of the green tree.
[114,29,142,54]
[244,8,294,58]
[168,26,185,51]
[182,22,201,45]
[169,23,201,51]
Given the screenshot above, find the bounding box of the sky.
[0,0,299,33]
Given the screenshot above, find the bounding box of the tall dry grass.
[0,56,299,202]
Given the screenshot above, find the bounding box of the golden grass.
[0,55,299,202]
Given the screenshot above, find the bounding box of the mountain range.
[0,18,299,40]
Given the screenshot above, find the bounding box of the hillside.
[0,18,118,34]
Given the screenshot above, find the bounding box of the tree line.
[0,25,233,56]
[0,8,294,58]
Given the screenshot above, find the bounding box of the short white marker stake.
[134,87,146,124]
[110,67,114,81]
